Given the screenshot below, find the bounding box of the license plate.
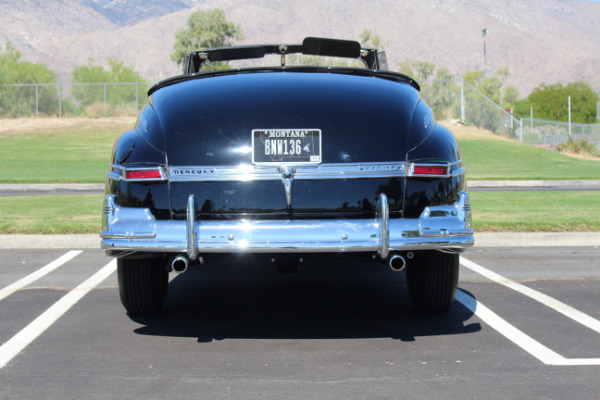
[252,129,322,164]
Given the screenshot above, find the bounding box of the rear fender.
[404,118,465,218]
[106,106,169,218]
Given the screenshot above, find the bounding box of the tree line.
[0,43,148,117]
[1,7,598,124]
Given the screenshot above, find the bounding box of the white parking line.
[458,258,600,366]
[0,250,82,302]
[0,259,116,369]
[461,258,600,334]
[456,290,600,366]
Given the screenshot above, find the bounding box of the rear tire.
[406,252,459,313]
[117,257,168,316]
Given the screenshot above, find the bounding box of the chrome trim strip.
[451,166,466,177]
[100,231,156,239]
[106,170,121,181]
[406,160,466,178]
[168,162,407,182]
[100,192,474,254]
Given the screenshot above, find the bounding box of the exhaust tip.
[172,256,189,273]
[389,254,406,272]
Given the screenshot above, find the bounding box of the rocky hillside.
[1,0,599,95]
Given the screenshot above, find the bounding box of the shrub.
[84,102,111,118]
[110,102,139,117]
[557,138,600,157]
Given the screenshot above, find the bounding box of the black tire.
[406,252,459,313]
[117,257,168,315]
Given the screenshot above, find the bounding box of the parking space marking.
[0,259,116,369]
[461,257,600,334]
[456,290,600,366]
[0,250,82,302]
[458,258,600,366]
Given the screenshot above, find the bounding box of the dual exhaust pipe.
[388,252,412,272]
[172,253,409,273]
[171,256,189,274]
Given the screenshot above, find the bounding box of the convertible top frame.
[183,37,388,73]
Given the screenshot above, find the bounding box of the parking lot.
[1,244,599,399]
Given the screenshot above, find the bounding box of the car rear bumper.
[101,192,474,258]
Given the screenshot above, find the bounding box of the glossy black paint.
[106,68,464,221]
[151,72,419,165]
[107,180,170,220]
[170,178,403,220]
[403,124,466,218]
[403,175,465,219]
[408,124,461,162]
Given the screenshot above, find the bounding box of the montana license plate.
[252,129,322,164]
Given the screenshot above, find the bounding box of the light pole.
[482,28,489,78]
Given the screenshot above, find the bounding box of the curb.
[0,233,597,249]
[0,234,100,249]
[0,183,104,191]
[474,232,599,247]
[469,180,600,188]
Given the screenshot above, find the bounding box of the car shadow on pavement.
[130,256,480,342]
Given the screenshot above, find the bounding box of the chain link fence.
[0,81,149,118]
[519,118,600,149]
[420,79,521,137]
[420,79,599,150]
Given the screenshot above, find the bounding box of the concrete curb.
[469,180,600,188]
[0,234,100,249]
[0,183,104,191]
[474,232,599,247]
[0,233,597,249]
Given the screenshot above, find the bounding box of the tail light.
[410,164,450,177]
[123,167,166,181]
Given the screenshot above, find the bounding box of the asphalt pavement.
[1,246,599,399]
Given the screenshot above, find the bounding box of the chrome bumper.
[101,192,474,258]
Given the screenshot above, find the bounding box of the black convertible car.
[101,37,474,315]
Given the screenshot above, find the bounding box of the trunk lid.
[151,71,420,219]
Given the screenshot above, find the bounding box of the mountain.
[77,0,203,26]
[1,0,599,96]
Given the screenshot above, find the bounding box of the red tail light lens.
[125,169,164,180]
[412,165,449,176]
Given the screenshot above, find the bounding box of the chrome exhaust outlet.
[389,254,406,272]
[172,256,189,274]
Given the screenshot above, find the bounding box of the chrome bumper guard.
[101,192,474,258]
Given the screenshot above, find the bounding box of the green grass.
[0,129,120,183]
[0,129,599,183]
[0,191,598,234]
[0,194,102,234]
[458,138,600,180]
[470,191,600,232]
[0,127,599,233]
